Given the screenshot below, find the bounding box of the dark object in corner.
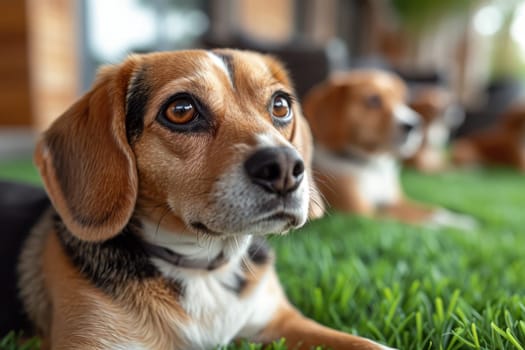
[0,181,50,337]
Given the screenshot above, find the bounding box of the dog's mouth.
[395,126,423,158]
[259,212,298,224]
[252,211,300,231]
[190,211,301,236]
[190,221,222,236]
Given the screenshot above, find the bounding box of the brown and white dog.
[452,102,525,172]
[406,86,464,173]
[14,50,394,350]
[303,69,475,228]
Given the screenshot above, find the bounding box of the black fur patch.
[125,66,151,143]
[0,182,50,337]
[247,236,271,265]
[56,216,183,297]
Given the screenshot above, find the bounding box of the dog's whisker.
[310,186,329,211]
[241,255,256,278]
[154,205,172,236]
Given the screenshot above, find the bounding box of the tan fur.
[47,232,195,350]
[19,50,390,350]
[315,172,374,215]
[262,308,383,350]
[17,210,54,338]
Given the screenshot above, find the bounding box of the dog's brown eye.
[271,94,292,120]
[165,99,196,124]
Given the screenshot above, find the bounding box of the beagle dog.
[452,102,525,172]
[13,50,395,350]
[405,86,464,173]
[303,69,475,228]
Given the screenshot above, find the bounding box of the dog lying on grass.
[303,69,475,229]
[5,50,395,350]
[452,102,525,172]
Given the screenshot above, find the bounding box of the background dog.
[452,102,525,172]
[406,85,464,172]
[11,50,394,350]
[303,69,475,228]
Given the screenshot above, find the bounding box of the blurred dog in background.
[452,102,525,172]
[405,85,464,173]
[303,69,475,228]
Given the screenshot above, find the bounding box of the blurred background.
[1,0,525,160]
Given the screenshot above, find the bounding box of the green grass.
[0,158,41,185]
[0,332,40,350]
[1,161,524,350]
[266,168,525,349]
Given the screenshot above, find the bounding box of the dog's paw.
[368,339,398,350]
[375,343,398,350]
[428,209,478,231]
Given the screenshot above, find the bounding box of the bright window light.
[473,4,503,36]
[511,2,525,58]
[87,0,156,62]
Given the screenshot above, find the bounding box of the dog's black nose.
[244,147,305,196]
[400,121,416,134]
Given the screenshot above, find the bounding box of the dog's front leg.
[257,303,393,350]
[379,200,435,224]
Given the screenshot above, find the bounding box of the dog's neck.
[140,220,253,272]
[330,146,371,166]
[313,145,401,207]
[142,241,229,271]
[56,215,267,299]
[314,144,393,169]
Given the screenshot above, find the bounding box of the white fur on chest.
[140,222,279,350]
[175,267,277,349]
[314,147,401,206]
[427,120,450,148]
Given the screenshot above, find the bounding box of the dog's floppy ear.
[302,80,347,151]
[291,113,325,219]
[34,60,139,242]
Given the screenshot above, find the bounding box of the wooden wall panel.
[0,0,80,129]
[28,0,80,131]
[0,1,32,126]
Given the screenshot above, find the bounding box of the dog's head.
[35,50,323,242]
[303,69,422,158]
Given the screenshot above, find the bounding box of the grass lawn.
[1,160,524,349]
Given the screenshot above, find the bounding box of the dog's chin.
[188,209,307,238]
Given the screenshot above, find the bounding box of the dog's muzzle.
[393,104,423,158]
[199,145,308,236]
